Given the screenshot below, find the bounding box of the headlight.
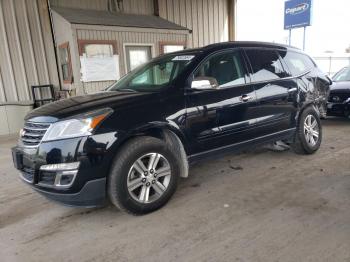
[42,108,113,142]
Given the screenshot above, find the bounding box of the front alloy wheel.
[127,153,171,204]
[108,136,180,215]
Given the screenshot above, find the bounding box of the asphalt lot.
[1,117,350,262]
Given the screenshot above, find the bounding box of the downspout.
[46,0,62,91]
[228,0,237,41]
[153,0,159,16]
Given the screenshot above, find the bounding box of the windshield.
[108,53,198,92]
[333,67,350,82]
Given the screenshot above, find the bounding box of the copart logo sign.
[286,3,309,15]
[284,0,312,29]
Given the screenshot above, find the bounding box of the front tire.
[292,106,322,154]
[108,136,180,215]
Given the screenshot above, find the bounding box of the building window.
[125,45,152,72]
[84,44,114,58]
[159,41,186,54]
[78,40,120,82]
[78,40,118,57]
[58,42,72,83]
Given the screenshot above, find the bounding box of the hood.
[330,81,350,92]
[25,91,152,122]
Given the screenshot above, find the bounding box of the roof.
[172,41,302,57]
[52,7,189,31]
[154,41,304,61]
[204,41,301,51]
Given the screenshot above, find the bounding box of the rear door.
[243,48,299,137]
[185,49,258,154]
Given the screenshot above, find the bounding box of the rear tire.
[108,136,180,215]
[292,106,322,154]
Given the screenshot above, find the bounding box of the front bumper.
[11,132,118,207]
[33,177,107,207]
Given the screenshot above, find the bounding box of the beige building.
[0,0,236,135]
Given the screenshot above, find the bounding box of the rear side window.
[279,50,315,76]
[245,49,291,82]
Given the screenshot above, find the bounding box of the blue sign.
[284,0,312,29]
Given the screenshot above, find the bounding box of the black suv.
[12,42,330,214]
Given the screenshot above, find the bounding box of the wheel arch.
[110,123,189,178]
[297,101,320,124]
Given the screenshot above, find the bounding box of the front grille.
[21,166,35,183]
[329,92,350,103]
[21,122,50,147]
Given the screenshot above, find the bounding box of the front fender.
[123,121,188,150]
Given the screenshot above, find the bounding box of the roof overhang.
[51,7,190,32]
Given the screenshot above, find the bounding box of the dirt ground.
[1,117,350,262]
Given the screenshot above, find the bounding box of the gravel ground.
[1,117,350,262]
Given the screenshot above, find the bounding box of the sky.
[236,0,350,55]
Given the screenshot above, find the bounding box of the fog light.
[39,162,80,188]
[54,170,78,188]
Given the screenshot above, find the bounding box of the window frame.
[77,39,118,57]
[188,48,250,91]
[242,47,293,84]
[58,42,73,84]
[159,41,186,55]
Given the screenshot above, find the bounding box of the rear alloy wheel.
[292,106,322,154]
[108,137,180,215]
[127,153,171,204]
[303,114,320,147]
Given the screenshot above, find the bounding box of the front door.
[185,49,259,154]
[125,45,152,72]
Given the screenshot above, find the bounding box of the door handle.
[288,87,297,93]
[240,94,252,102]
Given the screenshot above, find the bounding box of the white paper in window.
[80,54,120,82]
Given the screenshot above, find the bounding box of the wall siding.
[158,0,229,48]
[0,0,59,104]
[72,26,187,94]
[123,0,154,14]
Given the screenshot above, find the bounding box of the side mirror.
[191,77,219,90]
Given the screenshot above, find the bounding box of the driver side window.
[195,50,246,87]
